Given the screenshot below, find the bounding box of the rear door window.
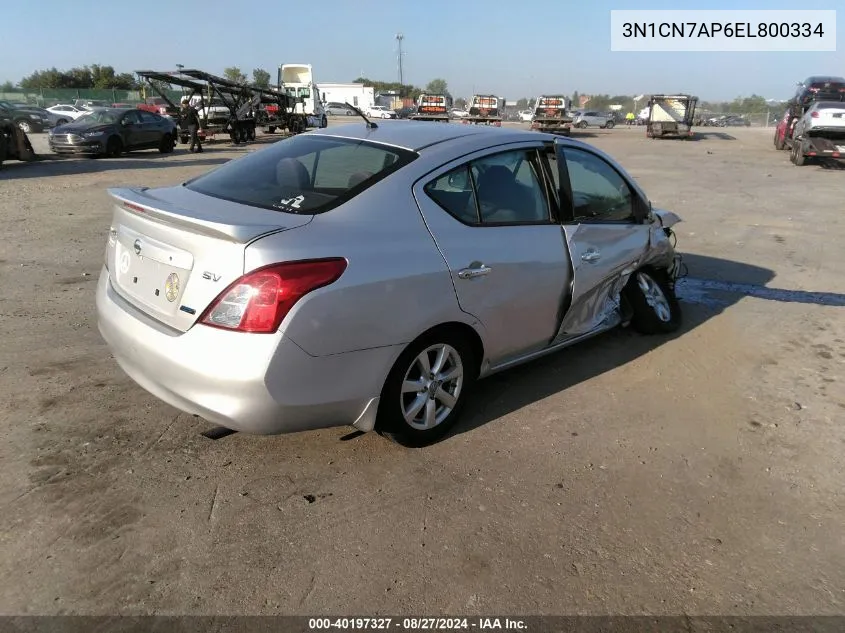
[185,135,417,214]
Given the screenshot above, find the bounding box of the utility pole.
[396,33,404,87]
[176,64,184,73]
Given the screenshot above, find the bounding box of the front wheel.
[105,136,123,158]
[17,120,32,134]
[158,133,174,153]
[377,332,476,447]
[605,120,615,129]
[320,115,327,128]
[623,268,681,334]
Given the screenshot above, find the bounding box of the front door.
[413,146,570,365]
[551,139,652,338]
[119,111,145,150]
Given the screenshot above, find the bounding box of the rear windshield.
[816,102,845,109]
[185,134,417,214]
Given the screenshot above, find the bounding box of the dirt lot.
[1,123,844,616]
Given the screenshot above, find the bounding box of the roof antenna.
[345,102,378,129]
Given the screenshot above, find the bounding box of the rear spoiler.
[108,187,300,243]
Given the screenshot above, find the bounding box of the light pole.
[176,64,184,73]
[396,33,404,87]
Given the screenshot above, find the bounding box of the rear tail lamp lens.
[199,258,347,333]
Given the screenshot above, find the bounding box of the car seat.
[276,158,310,195]
[475,165,540,223]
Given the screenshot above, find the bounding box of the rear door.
[549,139,651,338]
[413,144,569,364]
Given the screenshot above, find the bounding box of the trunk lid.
[814,104,845,127]
[105,186,312,332]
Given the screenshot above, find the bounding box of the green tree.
[353,77,421,100]
[425,78,449,96]
[1,80,14,91]
[252,68,271,88]
[223,66,247,84]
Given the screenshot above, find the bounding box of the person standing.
[179,98,203,153]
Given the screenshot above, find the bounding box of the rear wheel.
[791,142,806,166]
[17,120,32,134]
[158,133,173,153]
[577,121,588,128]
[376,331,476,447]
[605,120,615,129]
[774,130,785,150]
[320,115,327,128]
[623,268,681,334]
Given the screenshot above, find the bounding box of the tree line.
[4,66,783,114]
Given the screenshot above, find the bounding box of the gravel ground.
[1,122,844,615]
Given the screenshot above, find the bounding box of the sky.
[3,0,843,101]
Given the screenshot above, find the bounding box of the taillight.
[199,258,347,334]
[811,111,819,118]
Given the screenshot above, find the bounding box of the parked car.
[572,110,615,129]
[450,108,470,119]
[4,102,61,128]
[0,100,50,133]
[48,108,177,157]
[46,104,90,125]
[324,102,356,116]
[793,101,845,137]
[138,97,179,119]
[518,109,533,122]
[792,76,845,108]
[365,105,397,119]
[74,99,111,111]
[395,106,417,119]
[96,121,683,447]
[718,115,750,127]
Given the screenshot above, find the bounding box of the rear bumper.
[96,267,399,434]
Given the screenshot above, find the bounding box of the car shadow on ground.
[0,154,230,178]
[446,251,845,440]
[813,159,845,171]
[689,131,737,141]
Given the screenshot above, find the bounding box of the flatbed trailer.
[464,95,504,126]
[530,95,573,135]
[779,85,845,152]
[646,94,698,139]
[135,69,301,144]
[411,94,451,122]
[789,130,845,166]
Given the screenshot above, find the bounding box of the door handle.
[457,264,492,279]
[581,249,601,263]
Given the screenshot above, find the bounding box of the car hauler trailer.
[530,95,573,135]
[411,94,451,122]
[776,77,845,154]
[646,95,698,139]
[463,95,504,126]
[135,69,299,144]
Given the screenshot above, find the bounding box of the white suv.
[366,105,397,119]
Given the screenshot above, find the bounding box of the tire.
[105,136,122,158]
[346,110,354,116]
[774,130,785,150]
[320,115,327,128]
[792,142,806,166]
[17,120,32,134]
[577,121,588,128]
[158,133,173,153]
[605,120,615,129]
[180,135,189,144]
[376,330,477,447]
[623,268,681,335]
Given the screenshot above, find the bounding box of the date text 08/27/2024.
[307,617,527,630]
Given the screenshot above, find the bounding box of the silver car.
[573,111,615,129]
[793,100,845,136]
[96,122,683,446]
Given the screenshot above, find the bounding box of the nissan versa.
[96,121,683,446]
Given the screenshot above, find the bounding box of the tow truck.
[411,94,451,122]
[645,95,698,139]
[774,76,845,166]
[135,69,300,144]
[463,95,504,126]
[530,95,573,135]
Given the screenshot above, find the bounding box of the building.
[317,83,375,111]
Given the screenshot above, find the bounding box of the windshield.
[186,134,418,214]
[75,110,120,125]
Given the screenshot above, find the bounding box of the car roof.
[307,120,548,152]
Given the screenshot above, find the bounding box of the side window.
[138,111,158,123]
[563,148,634,222]
[424,166,479,224]
[122,111,141,124]
[471,150,550,224]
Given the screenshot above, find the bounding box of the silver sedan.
[96,122,684,446]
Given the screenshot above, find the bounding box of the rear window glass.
[816,102,845,109]
[185,135,417,214]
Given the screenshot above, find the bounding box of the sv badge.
[202,272,222,282]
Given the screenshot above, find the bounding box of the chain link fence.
[0,88,186,107]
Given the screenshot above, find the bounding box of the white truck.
[646,95,698,139]
[278,64,327,131]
